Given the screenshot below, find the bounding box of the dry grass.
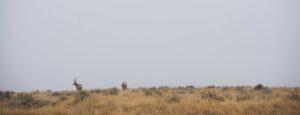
[0,86,300,115]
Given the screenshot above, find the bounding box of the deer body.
[73,79,83,91]
[122,81,127,90]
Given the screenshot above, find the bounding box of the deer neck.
[74,82,79,86]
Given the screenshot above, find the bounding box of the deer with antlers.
[73,78,83,91]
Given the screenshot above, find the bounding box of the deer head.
[73,78,77,85]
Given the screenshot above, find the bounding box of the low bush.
[236,86,246,91]
[59,95,67,101]
[201,91,224,101]
[289,90,300,101]
[206,85,215,89]
[254,84,264,90]
[149,87,157,91]
[73,91,90,104]
[10,93,51,108]
[97,88,119,96]
[91,89,103,94]
[144,90,153,96]
[167,95,180,103]
[261,87,272,94]
[158,85,170,89]
[186,85,195,89]
[106,88,119,95]
[144,89,162,96]
[222,87,230,91]
[52,92,61,96]
[0,91,2,96]
[0,91,15,101]
[236,92,252,101]
[65,91,77,96]
[0,91,4,101]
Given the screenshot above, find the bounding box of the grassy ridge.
[1,86,300,115]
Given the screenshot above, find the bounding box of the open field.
[1,86,300,115]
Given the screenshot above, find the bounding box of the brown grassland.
[0,85,300,115]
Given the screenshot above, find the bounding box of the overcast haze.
[1,0,300,91]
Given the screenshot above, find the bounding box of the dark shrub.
[52,92,61,96]
[289,90,300,101]
[178,86,184,89]
[254,84,264,90]
[91,88,118,95]
[208,91,217,98]
[144,88,162,96]
[149,87,157,91]
[138,87,147,92]
[206,85,215,89]
[222,87,230,91]
[186,85,195,89]
[1,91,14,100]
[99,88,119,96]
[0,91,4,101]
[158,85,170,89]
[144,90,153,96]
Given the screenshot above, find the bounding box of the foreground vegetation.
[1,85,300,115]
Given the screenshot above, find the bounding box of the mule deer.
[122,81,127,90]
[73,78,83,91]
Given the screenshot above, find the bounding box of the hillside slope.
[1,86,300,115]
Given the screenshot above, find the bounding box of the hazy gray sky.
[1,0,299,91]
